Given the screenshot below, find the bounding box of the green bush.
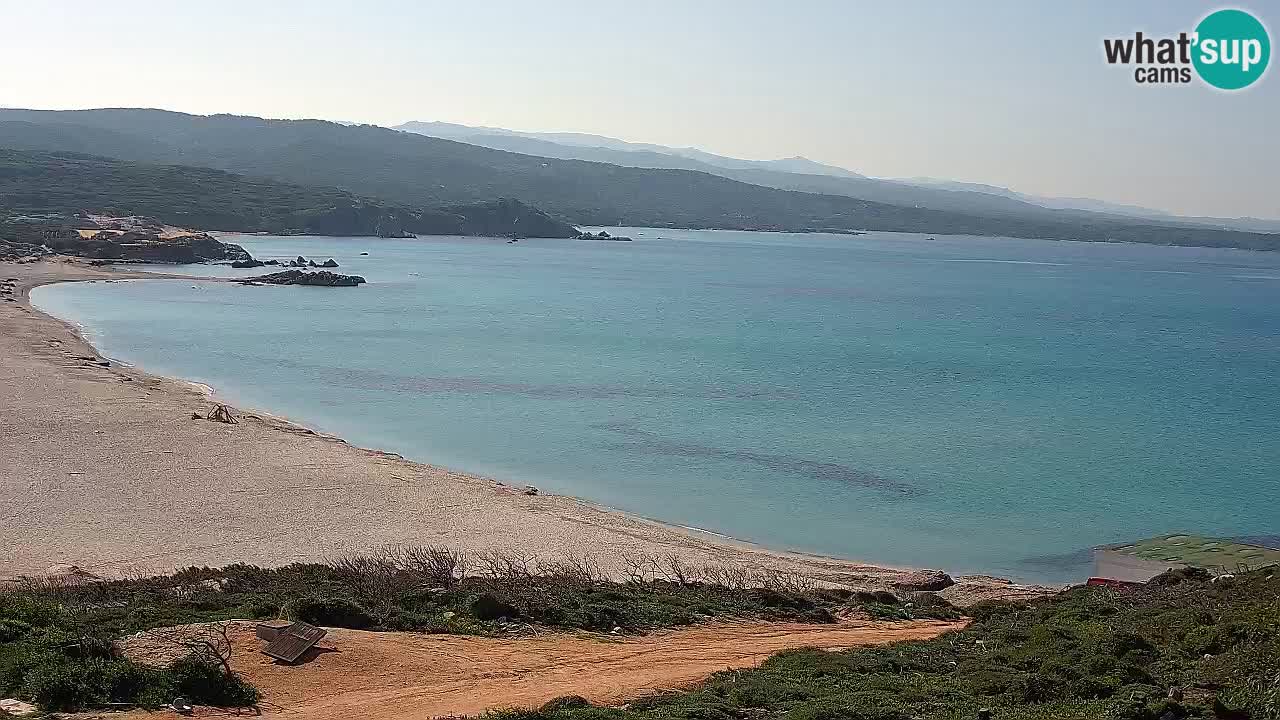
[471,593,520,621]
[170,655,261,706]
[0,619,33,643]
[19,656,164,711]
[282,596,373,629]
[0,596,60,628]
[541,694,592,712]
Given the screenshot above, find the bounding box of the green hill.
[1,109,1277,250]
[0,148,577,238]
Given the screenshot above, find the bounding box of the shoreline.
[1,258,1051,603]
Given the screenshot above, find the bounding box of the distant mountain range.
[396,120,1280,234]
[0,108,1276,249]
[396,121,867,179]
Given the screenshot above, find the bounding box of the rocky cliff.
[12,224,251,263]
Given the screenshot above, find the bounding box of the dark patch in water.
[267,359,779,401]
[1231,534,1280,550]
[595,423,918,496]
[1018,546,1097,574]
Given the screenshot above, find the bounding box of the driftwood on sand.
[201,404,237,424]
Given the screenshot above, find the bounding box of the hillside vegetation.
[519,568,1280,720]
[0,548,946,712]
[3,551,1278,717]
[2,109,1277,249]
[0,148,577,238]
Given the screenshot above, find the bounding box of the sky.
[2,0,1277,219]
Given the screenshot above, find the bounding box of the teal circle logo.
[1192,9,1270,90]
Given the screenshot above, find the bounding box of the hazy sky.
[3,1,1277,219]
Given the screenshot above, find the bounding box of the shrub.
[0,596,60,628]
[282,597,373,629]
[541,695,592,712]
[485,710,552,720]
[19,656,167,711]
[0,618,33,643]
[1148,567,1211,586]
[170,655,261,706]
[967,599,1027,625]
[785,699,910,720]
[470,593,520,621]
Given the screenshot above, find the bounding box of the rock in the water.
[231,258,266,268]
[238,270,366,287]
[321,258,339,268]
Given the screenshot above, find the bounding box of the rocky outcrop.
[11,222,250,264]
[579,230,633,241]
[890,569,956,592]
[440,198,579,238]
[286,257,339,268]
[377,227,417,238]
[117,234,251,263]
[231,258,266,268]
[239,270,366,287]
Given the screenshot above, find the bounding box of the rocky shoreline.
[239,269,367,287]
[3,214,251,264]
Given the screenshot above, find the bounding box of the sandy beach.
[0,258,1043,600]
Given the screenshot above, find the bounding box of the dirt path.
[124,619,961,719]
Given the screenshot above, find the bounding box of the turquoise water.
[31,229,1280,583]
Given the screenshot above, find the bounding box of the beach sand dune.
[0,259,1035,599]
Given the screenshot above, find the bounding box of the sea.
[30,228,1280,584]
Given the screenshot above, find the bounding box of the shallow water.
[31,229,1280,583]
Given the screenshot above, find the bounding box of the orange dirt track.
[138,619,962,719]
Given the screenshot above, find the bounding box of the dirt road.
[125,619,961,719]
